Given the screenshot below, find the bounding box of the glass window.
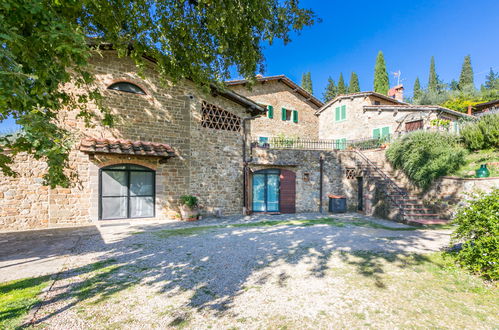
[107,82,146,95]
[100,164,155,220]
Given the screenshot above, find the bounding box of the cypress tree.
[428,56,438,92]
[373,51,389,95]
[484,68,499,90]
[413,77,422,99]
[337,73,347,95]
[458,55,474,89]
[348,72,360,93]
[323,77,337,102]
[301,72,313,94]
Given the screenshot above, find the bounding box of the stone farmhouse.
[316,91,469,146]
[227,75,323,144]
[0,52,483,231]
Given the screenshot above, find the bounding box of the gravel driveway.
[7,213,496,329]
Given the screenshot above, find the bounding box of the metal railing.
[251,136,391,151]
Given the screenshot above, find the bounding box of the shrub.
[179,195,198,208]
[386,131,467,189]
[451,189,499,280]
[460,113,499,150]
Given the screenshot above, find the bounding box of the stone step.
[406,218,450,226]
[404,213,440,218]
[402,207,433,212]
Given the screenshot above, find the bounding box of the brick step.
[406,218,450,226]
[402,207,433,213]
[404,213,440,218]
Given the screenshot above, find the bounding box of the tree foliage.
[451,189,499,280]
[460,113,499,150]
[0,0,317,187]
[301,71,313,94]
[373,51,389,95]
[428,56,439,92]
[484,68,499,90]
[386,131,467,190]
[458,55,474,90]
[323,77,337,102]
[337,73,347,95]
[413,77,422,99]
[348,72,360,93]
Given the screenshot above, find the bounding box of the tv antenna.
[392,70,402,85]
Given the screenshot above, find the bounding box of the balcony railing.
[251,136,391,151]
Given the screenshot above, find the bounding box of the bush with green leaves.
[179,195,198,208]
[451,189,499,280]
[386,131,467,189]
[460,114,499,150]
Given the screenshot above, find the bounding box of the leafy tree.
[348,72,360,93]
[323,77,337,102]
[428,56,439,92]
[373,51,389,95]
[450,79,459,91]
[458,55,474,90]
[0,0,316,187]
[337,73,347,95]
[301,72,313,94]
[413,77,422,99]
[484,68,499,90]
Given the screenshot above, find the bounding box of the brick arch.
[104,79,150,97]
[96,158,158,171]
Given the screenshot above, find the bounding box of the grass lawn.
[0,276,51,329]
[453,149,499,178]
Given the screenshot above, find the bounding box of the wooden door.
[405,120,423,132]
[279,169,296,213]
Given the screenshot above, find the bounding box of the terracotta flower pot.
[179,205,199,221]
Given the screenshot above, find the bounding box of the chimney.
[388,84,404,102]
[467,105,472,115]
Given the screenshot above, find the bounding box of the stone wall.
[0,51,253,231]
[230,81,319,140]
[250,148,353,212]
[318,95,460,141]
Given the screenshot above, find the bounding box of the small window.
[259,137,269,146]
[373,100,381,105]
[335,105,346,122]
[281,108,298,123]
[108,82,146,95]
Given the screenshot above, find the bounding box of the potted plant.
[179,195,200,221]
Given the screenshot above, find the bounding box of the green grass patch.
[0,275,51,329]
[451,149,499,178]
[148,217,419,238]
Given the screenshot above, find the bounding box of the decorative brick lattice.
[201,101,241,132]
[345,168,357,179]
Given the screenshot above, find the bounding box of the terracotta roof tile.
[80,138,175,158]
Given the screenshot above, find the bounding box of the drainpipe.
[242,115,261,214]
[319,155,324,213]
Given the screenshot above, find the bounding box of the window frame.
[99,164,156,220]
[107,81,147,95]
[334,105,347,122]
[373,126,391,140]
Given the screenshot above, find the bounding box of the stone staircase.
[354,150,448,226]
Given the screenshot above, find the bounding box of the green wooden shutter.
[335,107,340,121]
[341,105,346,120]
[267,105,273,119]
[373,128,381,139]
[293,110,298,123]
[381,126,390,139]
[341,138,347,150]
[281,108,287,121]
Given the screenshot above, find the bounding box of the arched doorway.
[99,164,155,220]
[252,169,295,213]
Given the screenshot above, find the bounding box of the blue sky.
[258,0,499,98]
[2,0,498,132]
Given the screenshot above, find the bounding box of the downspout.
[242,114,261,214]
[319,155,324,213]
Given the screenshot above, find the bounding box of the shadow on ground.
[0,216,450,326]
